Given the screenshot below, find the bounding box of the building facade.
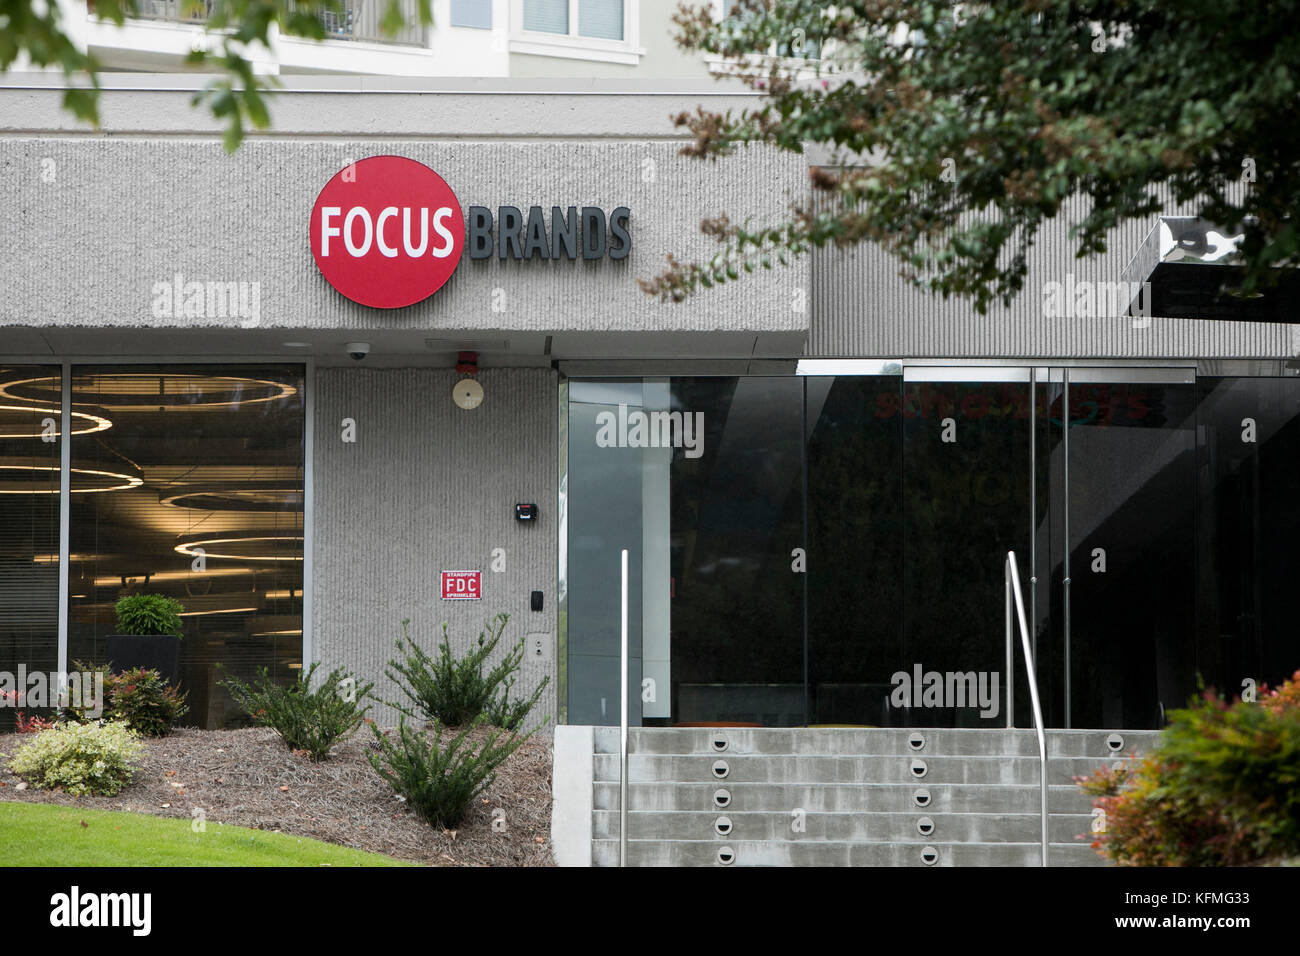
[1,74,1297,736]
[58,0,711,78]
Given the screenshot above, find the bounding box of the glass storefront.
[563,369,1300,730]
[0,365,305,730]
[0,367,62,732]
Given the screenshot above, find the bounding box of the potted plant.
[105,594,185,686]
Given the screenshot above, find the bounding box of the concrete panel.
[0,135,807,338]
[550,724,595,866]
[311,365,558,727]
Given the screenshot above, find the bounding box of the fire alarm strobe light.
[309,156,466,309]
[453,350,482,409]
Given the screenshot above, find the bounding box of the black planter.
[104,634,181,687]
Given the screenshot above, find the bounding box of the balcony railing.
[98,0,427,48]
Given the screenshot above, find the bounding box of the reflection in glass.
[1196,377,1300,703]
[563,370,1297,730]
[0,367,61,731]
[668,378,804,726]
[1040,378,1196,729]
[901,378,1032,727]
[66,365,305,728]
[806,375,902,725]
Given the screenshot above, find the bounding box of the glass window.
[1196,377,1300,703]
[563,369,1287,730]
[450,0,492,29]
[578,0,622,40]
[668,378,804,726]
[523,0,568,34]
[66,366,305,729]
[566,381,646,726]
[901,376,1032,727]
[565,378,803,727]
[721,0,823,59]
[806,375,903,726]
[0,366,61,731]
[1047,376,1196,729]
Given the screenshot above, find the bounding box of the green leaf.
[223,119,245,154]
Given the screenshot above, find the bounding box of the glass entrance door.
[1033,368,1198,729]
[898,367,1033,728]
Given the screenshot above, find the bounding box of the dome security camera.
[346,342,370,361]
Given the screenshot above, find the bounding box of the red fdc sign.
[440,570,482,601]
[309,155,465,309]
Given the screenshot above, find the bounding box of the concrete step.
[593,753,1123,787]
[594,727,1158,758]
[592,781,1098,814]
[593,809,1098,844]
[591,838,1107,867]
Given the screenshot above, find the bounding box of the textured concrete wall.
[0,134,806,337]
[811,186,1300,359]
[312,366,558,727]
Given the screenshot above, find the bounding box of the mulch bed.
[0,724,555,867]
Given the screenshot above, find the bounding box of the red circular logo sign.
[309,156,465,309]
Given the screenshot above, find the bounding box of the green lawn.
[0,801,418,867]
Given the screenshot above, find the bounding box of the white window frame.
[510,0,643,65]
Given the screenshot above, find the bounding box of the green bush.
[8,720,144,796]
[367,718,527,829]
[114,594,185,637]
[1079,669,1300,866]
[60,663,186,736]
[222,662,373,761]
[385,613,549,729]
[106,667,188,736]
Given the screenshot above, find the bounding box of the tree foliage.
[0,0,432,151]
[643,0,1299,312]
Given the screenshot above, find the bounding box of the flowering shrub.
[1079,670,1300,866]
[8,721,144,796]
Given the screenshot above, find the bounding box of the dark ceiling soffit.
[1122,217,1298,323]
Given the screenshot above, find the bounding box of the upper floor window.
[523,0,622,41]
[715,0,824,60]
[512,0,641,63]
[450,0,492,29]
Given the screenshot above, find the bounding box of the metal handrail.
[1004,550,1048,866]
[619,548,629,868]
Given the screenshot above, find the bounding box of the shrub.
[60,663,186,736]
[385,614,549,729]
[1080,670,1300,866]
[367,718,527,829]
[114,594,185,637]
[484,676,550,732]
[106,667,188,737]
[8,720,144,796]
[222,662,373,761]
